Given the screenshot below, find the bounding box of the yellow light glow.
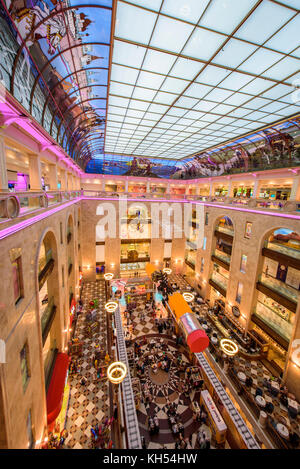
[182,292,194,303]
[220,338,239,357]
[107,361,127,384]
[105,301,118,313]
[104,273,114,281]
[163,268,172,275]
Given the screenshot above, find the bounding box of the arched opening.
[37,231,61,389]
[250,227,300,374]
[209,216,235,307]
[66,214,76,319]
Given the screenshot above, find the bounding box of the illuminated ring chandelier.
[105,301,118,313]
[104,273,114,281]
[220,338,239,357]
[163,268,172,275]
[182,292,195,303]
[107,361,127,384]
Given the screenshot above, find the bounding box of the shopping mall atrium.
[0,0,300,452]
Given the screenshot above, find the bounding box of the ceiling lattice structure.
[105,0,300,160]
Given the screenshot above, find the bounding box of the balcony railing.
[41,297,56,344]
[263,239,300,261]
[213,250,231,266]
[258,272,299,305]
[0,190,299,230]
[0,190,81,222]
[211,270,229,293]
[38,251,54,290]
[38,248,53,274]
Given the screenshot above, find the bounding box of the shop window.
[205,213,208,225]
[27,410,34,449]
[20,342,30,393]
[200,258,204,273]
[203,237,207,251]
[240,255,247,273]
[12,256,24,304]
[62,266,64,288]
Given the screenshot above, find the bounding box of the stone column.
[166,183,170,194]
[0,135,8,191]
[49,163,58,191]
[125,180,128,193]
[290,176,300,200]
[252,179,259,198]
[28,153,42,191]
[60,169,67,190]
[227,179,233,197]
[209,180,213,197]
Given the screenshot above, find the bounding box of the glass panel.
[143,49,177,74]
[112,40,146,68]
[170,57,203,80]
[162,0,210,23]
[235,1,294,44]
[214,39,257,68]
[200,0,258,34]
[265,15,300,54]
[151,16,194,53]
[115,2,157,43]
[183,27,225,60]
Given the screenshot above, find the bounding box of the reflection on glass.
[260,273,299,303]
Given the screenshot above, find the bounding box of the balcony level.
[0,190,300,242]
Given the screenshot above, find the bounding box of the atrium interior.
[0,0,300,451]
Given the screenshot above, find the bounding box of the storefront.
[170,185,186,196]
[120,240,150,262]
[105,181,125,192]
[214,185,228,196]
[258,184,292,200]
[120,261,147,277]
[232,184,253,198]
[150,184,166,195]
[128,182,147,193]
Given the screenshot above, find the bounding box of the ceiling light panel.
[105,0,298,159]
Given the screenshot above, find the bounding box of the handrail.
[0,189,299,226]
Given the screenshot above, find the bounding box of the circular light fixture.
[163,268,172,275]
[105,301,118,313]
[220,338,239,357]
[107,361,127,384]
[182,292,194,303]
[104,273,114,281]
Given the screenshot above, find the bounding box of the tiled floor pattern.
[64,281,111,449]
[169,274,300,443]
[124,296,204,449]
[122,297,168,339]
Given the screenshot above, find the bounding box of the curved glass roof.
[0,0,299,174]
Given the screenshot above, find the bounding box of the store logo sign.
[0,340,5,363]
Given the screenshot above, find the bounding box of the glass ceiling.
[105,0,300,160]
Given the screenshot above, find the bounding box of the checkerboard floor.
[123,296,207,448]
[64,281,111,449]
